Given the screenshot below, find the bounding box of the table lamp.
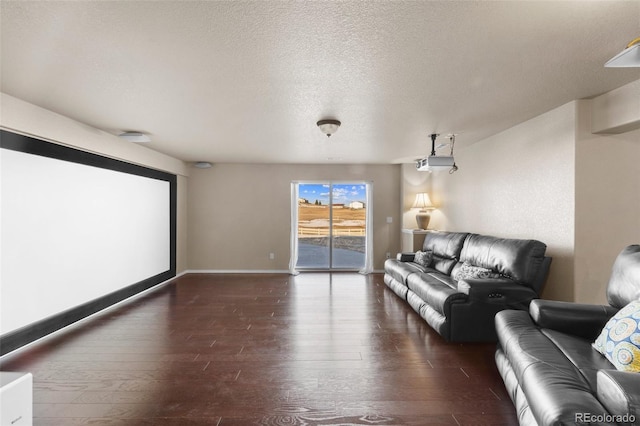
[412,192,435,230]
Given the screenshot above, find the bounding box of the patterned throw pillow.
[593,299,640,372]
[414,250,433,268]
[453,262,501,281]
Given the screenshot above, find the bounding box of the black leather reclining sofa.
[384,230,551,341]
[495,245,640,425]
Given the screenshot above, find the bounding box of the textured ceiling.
[1,1,639,164]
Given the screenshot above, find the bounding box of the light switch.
[386,217,393,224]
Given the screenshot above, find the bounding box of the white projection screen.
[0,130,176,353]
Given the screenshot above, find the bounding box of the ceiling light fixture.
[118,131,151,143]
[605,36,640,67]
[317,119,341,137]
[193,162,213,169]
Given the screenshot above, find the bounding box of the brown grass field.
[298,204,366,250]
[298,204,366,223]
[298,204,366,237]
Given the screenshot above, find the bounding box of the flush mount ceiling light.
[193,162,213,169]
[317,119,341,137]
[118,131,151,143]
[605,36,640,67]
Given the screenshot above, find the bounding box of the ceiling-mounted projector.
[415,133,459,173]
[416,155,455,171]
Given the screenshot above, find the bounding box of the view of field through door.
[296,182,367,270]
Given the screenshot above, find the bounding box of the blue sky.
[299,183,366,204]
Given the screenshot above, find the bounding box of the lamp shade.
[412,193,434,210]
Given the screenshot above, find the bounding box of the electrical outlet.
[386,252,391,259]
[269,253,275,260]
[386,217,393,224]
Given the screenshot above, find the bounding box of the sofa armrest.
[457,278,538,310]
[597,370,640,422]
[529,299,618,340]
[396,252,415,262]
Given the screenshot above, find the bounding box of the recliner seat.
[495,245,640,426]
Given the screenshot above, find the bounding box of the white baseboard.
[184,269,291,274]
[181,269,384,275]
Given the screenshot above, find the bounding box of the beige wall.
[187,163,401,271]
[1,93,190,274]
[1,94,188,177]
[575,100,640,304]
[591,79,640,134]
[403,81,640,303]
[425,102,578,301]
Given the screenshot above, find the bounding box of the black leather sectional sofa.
[384,230,551,341]
[495,245,640,426]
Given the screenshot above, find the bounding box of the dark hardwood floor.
[1,273,518,425]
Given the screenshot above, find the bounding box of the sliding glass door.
[295,182,368,270]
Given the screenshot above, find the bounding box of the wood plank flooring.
[0,273,518,425]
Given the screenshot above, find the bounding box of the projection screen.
[0,130,176,350]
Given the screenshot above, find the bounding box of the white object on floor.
[0,372,33,426]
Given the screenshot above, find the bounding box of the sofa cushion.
[383,258,424,286]
[384,273,409,300]
[407,272,466,316]
[593,299,640,372]
[422,231,468,275]
[459,234,546,286]
[542,329,614,390]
